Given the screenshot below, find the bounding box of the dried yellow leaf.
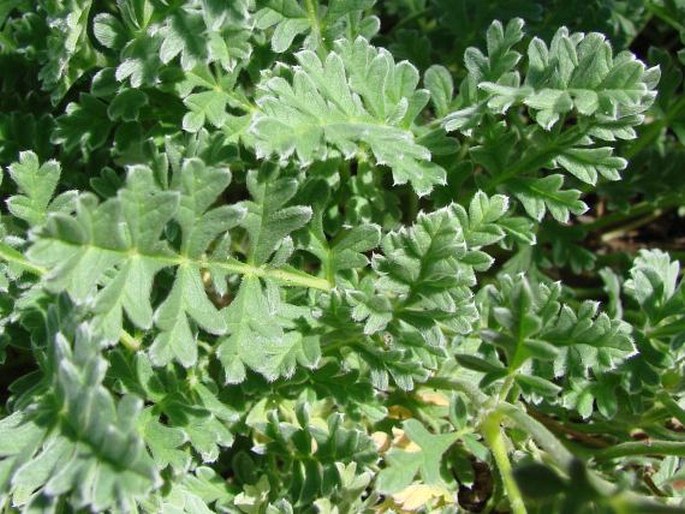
[392,484,454,511]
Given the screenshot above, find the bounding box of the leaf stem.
[482,410,527,514]
[212,260,331,291]
[599,209,665,242]
[484,126,586,192]
[18,238,332,291]
[0,242,46,276]
[657,391,685,426]
[582,192,685,234]
[498,373,517,402]
[594,440,685,461]
[304,0,324,52]
[425,376,489,406]
[497,403,575,469]
[645,1,684,31]
[120,330,141,351]
[0,245,331,358]
[525,408,611,448]
[390,7,430,32]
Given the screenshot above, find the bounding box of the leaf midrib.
[22,238,332,291]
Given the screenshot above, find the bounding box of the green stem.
[304,0,324,52]
[498,403,575,470]
[484,126,586,192]
[645,1,684,31]
[581,192,685,233]
[0,242,46,276]
[425,376,490,406]
[594,440,685,461]
[526,408,611,449]
[657,393,685,425]
[7,237,332,291]
[428,380,681,508]
[236,262,330,291]
[600,209,665,242]
[482,411,527,514]
[624,97,685,159]
[391,7,430,32]
[120,330,141,351]
[498,374,517,402]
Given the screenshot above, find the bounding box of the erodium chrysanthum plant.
[1,1,685,513]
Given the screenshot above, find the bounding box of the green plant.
[1,1,685,512]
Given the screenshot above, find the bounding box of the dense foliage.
[1,1,685,512]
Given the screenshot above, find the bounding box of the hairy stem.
[304,0,324,52]
[484,126,586,192]
[482,410,527,514]
[0,242,46,276]
[594,440,685,461]
[120,330,141,351]
[11,236,333,291]
[526,408,611,449]
[582,192,685,233]
[600,210,665,242]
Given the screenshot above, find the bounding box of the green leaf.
[26,162,244,366]
[255,0,309,53]
[443,18,658,222]
[6,151,61,226]
[479,274,635,409]
[149,160,242,367]
[498,216,537,245]
[455,353,506,374]
[251,38,445,196]
[25,159,324,369]
[297,178,381,282]
[510,174,587,223]
[625,249,680,314]
[240,166,312,266]
[28,167,178,334]
[93,13,128,50]
[0,324,160,512]
[118,1,253,80]
[425,65,454,117]
[368,204,479,337]
[116,34,163,87]
[108,89,149,122]
[444,18,525,132]
[177,66,249,134]
[138,408,190,473]
[516,374,562,398]
[218,276,316,383]
[159,10,209,70]
[163,392,234,462]
[346,201,505,390]
[255,0,376,53]
[38,0,97,104]
[555,147,627,184]
[0,2,676,512]
[183,90,230,132]
[456,191,509,248]
[53,94,114,154]
[466,25,659,132]
[377,419,459,493]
